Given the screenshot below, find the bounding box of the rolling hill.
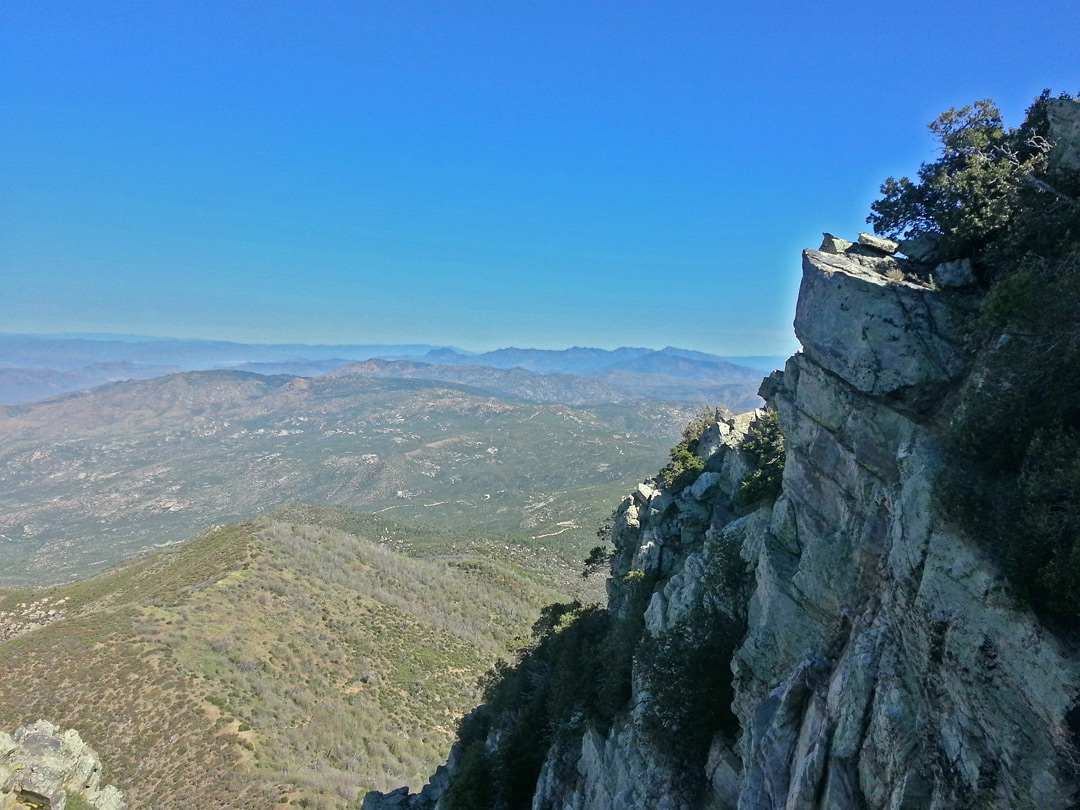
[0,507,581,810]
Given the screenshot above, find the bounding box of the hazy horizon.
[4,2,1076,356]
[0,330,792,363]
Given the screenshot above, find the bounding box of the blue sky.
[3,1,1077,355]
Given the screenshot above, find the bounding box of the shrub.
[1014,428,1080,615]
[893,92,1080,620]
[582,509,619,578]
[702,528,751,610]
[736,409,785,507]
[637,605,743,781]
[659,407,716,492]
[581,545,612,578]
[938,244,1080,620]
[867,94,1077,261]
[443,597,648,810]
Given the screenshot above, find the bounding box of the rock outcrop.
[0,721,125,810]
[364,238,1079,810]
[1047,97,1080,173]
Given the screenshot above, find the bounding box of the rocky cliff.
[363,227,1079,810]
[1,720,125,810]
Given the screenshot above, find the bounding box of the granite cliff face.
[365,237,1079,810]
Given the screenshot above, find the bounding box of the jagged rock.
[932,257,976,288]
[1046,97,1080,173]
[756,369,784,404]
[898,233,944,263]
[0,721,125,810]
[361,786,409,809]
[633,482,657,504]
[644,552,707,633]
[706,738,742,808]
[795,249,967,406]
[857,232,900,254]
[819,233,854,254]
[531,723,690,810]
[687,471,723,501]
[697,420,734,463]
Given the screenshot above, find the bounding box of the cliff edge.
[364,96,1080,810]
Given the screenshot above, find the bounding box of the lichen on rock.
[0,720,125,810]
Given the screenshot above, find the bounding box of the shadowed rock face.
[795,249,968,410]
[0,721,125,810]
[363,245,1079,810]
[1047,97,1080,173]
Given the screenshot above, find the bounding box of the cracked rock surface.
[0,720,125,810]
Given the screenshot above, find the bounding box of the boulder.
[1046,97,1080,173]
[933,257,976,288]
[687,471,723,502]
[1,721,125,810]
[819,233,854,254]
[696,421,733,464]
[633,482,657,505]
[857,232,900,255]
[794,249,967,404]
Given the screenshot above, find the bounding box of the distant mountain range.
[0,333,445,370]
[0,361,185,404]
[0,334,786,406]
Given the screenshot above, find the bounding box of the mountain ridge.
[0,336,783,406]
[0,507,578,808]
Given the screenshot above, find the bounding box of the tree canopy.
[868,92,1077,261]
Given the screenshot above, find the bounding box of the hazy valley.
[0,336,776,407]
[0,365,732,586]
[0,337,769,807]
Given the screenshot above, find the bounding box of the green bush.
[1014,428,1080,615]
[661,445,705,491]
[867,93,1077,261]
[938,244,1080,620]
[659,407,715,492]
[582,509,619,578]
[636,525,749,782]
[890,92,1080,620]
[702,528,751,609]
[443,596,649,810]
[637,605,743,780]
[736,409,785,507]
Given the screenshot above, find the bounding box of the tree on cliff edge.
[890,92,1080,619]
[868,92,1077,262]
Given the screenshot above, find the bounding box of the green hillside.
[0,508,576,809]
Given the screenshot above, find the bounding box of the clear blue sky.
[3,1,1077,355]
